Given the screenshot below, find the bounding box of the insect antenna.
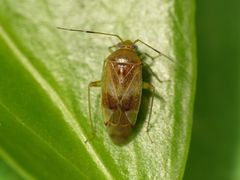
[133,39,175,63]
[134,39,191,78]
[57,27,123,42]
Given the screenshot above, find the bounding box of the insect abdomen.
[105,108,133,144]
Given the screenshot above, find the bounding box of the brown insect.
[58,27,171,144]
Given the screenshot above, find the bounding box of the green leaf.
[0,0,196,179]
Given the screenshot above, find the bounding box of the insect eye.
[117,43,123,48]
[133,44,138,50]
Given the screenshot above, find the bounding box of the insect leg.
[140,52,161,62]
[133,39,175,63]
[86,80,102,143]
[134,39,192,80]
[142,62,170,83]
[108,45,118,53]
[142,82,155,142]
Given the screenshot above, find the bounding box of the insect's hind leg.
[85,80,102,143]
[142,82,155,143]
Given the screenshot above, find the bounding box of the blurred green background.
[184,0,240,179]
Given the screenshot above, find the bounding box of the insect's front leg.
[85,80,102,143]
[142,82,155,142]
[142,62,170,84]
[140,52,161,62]
[133,39,175,63]
[108,44,118,53]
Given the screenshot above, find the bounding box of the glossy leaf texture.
[0,0,196,179]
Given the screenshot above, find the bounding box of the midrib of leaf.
[0,25,113,180]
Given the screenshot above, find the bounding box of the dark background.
[184,0,240,179]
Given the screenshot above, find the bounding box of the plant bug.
[58,27,172,144]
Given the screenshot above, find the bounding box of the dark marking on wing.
[102,93,118,110]
[121,95,140,111]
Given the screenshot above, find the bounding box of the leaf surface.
[0,0,196,179]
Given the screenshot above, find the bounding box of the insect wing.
[121,66,142,125]
[102,61,118,124]
[102,60,142,126]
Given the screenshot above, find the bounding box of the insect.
[58,27,172,144]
